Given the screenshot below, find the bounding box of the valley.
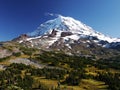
[0,44,120,90]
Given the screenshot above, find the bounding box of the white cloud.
[45,13,61,17]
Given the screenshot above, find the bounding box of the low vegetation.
[0,47,120,90]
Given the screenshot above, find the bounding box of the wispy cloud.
[45,13,61,17]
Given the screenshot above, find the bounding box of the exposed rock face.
[99,40,109,45]
[61,32,73,37]
[10,15,120,58]
[15,15,120,52]
[0,49,12,58]
[12,34,29,42]
[48,29,57,37]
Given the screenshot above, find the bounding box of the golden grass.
[80,79,108,90]
[32,76,108,90]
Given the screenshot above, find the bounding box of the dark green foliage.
[35,51,93,86]
[0,63,67,89]
[35,51,93,69]
[0,56,10,62]
[18,75,33,90]
[12,52,21,57]
[95,56,120,70]
[64,70,83,85]
[95,72,120,90]
[0,50,120,89]
[34,51,120,88]
[9,63,32,70]
[27,68,66,80]
[20,46,37,59]
[0,63,33,90]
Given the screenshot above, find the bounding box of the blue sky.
[0,0,120,41]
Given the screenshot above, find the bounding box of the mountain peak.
[16,15,120,52]
[29,15,94,36]
[28,15,120,43]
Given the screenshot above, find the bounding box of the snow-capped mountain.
[15,15,120,54]
[29,15,120,43]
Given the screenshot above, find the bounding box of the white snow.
[26,15,120,45]
[19,40,23,43]
[47,31,61,46]
[63,34,80,41]
[65,44,71,49]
